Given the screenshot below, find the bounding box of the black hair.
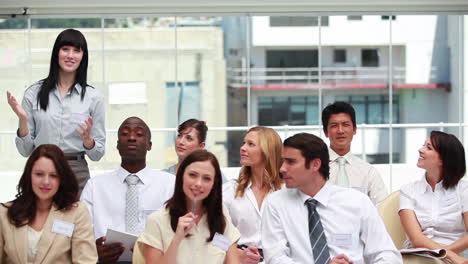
[37,29,90,110]
[321,101,356,133]
[430,131,466,189]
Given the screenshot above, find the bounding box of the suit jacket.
[0,201,98,264]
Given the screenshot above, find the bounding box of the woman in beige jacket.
[0,144,97,263]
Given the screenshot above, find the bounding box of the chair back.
[377,191,406,249]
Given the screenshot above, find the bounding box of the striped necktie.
[125,174,140,233]
[305,198,331,264]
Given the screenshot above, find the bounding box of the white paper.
[52,219,75,237]
[105,228,138,262]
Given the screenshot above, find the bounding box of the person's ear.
[148,141,152,151]
[311,158,322,172]
[200,142,206,149]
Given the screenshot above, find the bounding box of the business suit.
[0,201,97,264]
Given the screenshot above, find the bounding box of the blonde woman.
[223,126,283,263]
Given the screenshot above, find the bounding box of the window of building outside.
[269,16,329,27]
[266,50,318,83]
[347,15,363,21]
[381,15,397,20]
[258,96,319,126]
[333,49,347,63]
[165,81,201,146]
[335,95,399,124]
[361,49,380,67]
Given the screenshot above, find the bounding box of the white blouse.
[223,180,274,247]
[27,226,43,264]
[399,176,468,246]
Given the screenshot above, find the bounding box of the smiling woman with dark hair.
[0,144,97,263]
[399,131,468,264]
[7,28,106,192]
[133,150,248,264]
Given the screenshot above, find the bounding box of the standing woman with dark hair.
[7,28,105,192]
[133,149,247,264]
[223,126,283,263]
[400,131,468,264]
[0,144,97,263]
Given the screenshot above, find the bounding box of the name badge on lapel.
[212,233,231,251]
[52,220,75,237]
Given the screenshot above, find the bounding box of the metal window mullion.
[389,16,394,191]
[175,15,179,126]
[27,17,32,87]
[459,15,464,140]
[101,17,106,103]
[318,15,323,135]
[247,14,252,127]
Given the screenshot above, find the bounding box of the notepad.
[400,248,447,259]
[105,228,138,262]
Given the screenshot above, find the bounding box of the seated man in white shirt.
[322,101,388,204]
[261,133,402,264]
[81,117,175,263]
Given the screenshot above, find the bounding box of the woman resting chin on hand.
[133,150,257,264]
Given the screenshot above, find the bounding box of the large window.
[0,14,466,202]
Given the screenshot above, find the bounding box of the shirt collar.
[297,182,331,208]
[54,83,82,96]
[117,166,150,185]
[73,83,83,94]
[416,175,444,194]
[329,147,354,165]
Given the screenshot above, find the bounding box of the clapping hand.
[76,116,95,149]
[7,91,27,120]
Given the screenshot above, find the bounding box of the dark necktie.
[305,198,331,264]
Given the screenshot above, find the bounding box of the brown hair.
[166,149,225,242]
[3,144,78,227]
[236,126,283,197]
[430,131,466,189]
[178,119,208,143]
[283,133,330,180]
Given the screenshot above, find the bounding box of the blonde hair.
[235,126,283,197]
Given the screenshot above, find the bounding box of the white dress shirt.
[261,183,402,264]
[16,81,106,161]
[223,180,267,247]
[399,176,468,247]
[80,166,176,238]
[329,148,388,205]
